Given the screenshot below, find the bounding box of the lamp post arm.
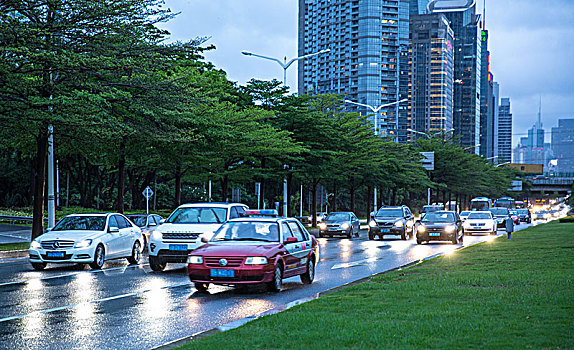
[284,49,331,69]
[242,51,286,68]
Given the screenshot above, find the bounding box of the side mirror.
[201,236,209,243]
[148,222,157,227]
[109,227,119,233]
[284,236,298,244]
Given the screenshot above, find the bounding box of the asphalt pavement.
[0,224,531,350]
[0,225,31,244]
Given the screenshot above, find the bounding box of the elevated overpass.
[529,174,573,196]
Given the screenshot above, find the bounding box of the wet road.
[0,225,530,350]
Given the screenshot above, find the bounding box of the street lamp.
[344,98,408,212]
[407,128,455,139]
[495,162,511,168]
[241,49,330,86]
[242,48,331,217]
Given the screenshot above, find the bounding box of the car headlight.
[341,223,350,230]
[417,225,426,233]
[318,223,327,230]
[75,239,92,248]
[369,220,377,227]
[187,256,203,264]
[30,240,41,249]
[544,213,551,219]
[445,225,456,233]
[394,221,404,227]
[151,230,162,241]
[245,257,268,265]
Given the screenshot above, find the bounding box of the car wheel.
[451,233,458,244]
[400,229,407,240]
[318,231,324,238]
[416,238,422,245]
[194,282,209,293]
[267,263,283,292]
[300,257,315,284]
[127,241,141,265]
[31,262,47,270]
[142,236,148,252]
[368,231,375,240]
[149,255,166,272]
[89,245,105,270]
[346,230,352,239]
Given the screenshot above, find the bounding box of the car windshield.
[517,209,529,214]
[325,213,350,221]
[212,221,279,242]
[422,212,454,223]
[52,216,106,231]
[468,213,492,220]
[166,207,227,224]
[127,216,146,227]
[376,209,403,218]
[489,208,509,216]
[460,211,470,216]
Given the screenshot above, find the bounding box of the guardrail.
[0,215,48,225]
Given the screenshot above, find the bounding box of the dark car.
[368,206,415,240]
[126,213,164,250]
[317,212,360,238]
[488,207,511,229]
[415,211,463,244]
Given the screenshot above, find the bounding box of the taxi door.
[286,221,312,275]
[280,222,301,278]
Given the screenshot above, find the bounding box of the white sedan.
[29,213,143,270]
[463,211,496,235]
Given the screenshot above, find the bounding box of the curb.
[152,242,473,350]
[0,250,28,259]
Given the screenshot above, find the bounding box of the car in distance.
[415,211,463,244]
[488,207,511,230]
[368,206,415,240]
[509,210,520,225]
[459,211,471,221]
[125,213,164,250]
[307,212,327,224]
[515,209,531,223]
[187,210,319,292]
[317,212,360,238]
[29,213,143,270]
[421,204,444,215]
[148,202,248,271]
[463,211,496,235]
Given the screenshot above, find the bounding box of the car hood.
[419,222,452,228]
[465,219,494,224]
[324,220,349,225]
[155,223,221,235]
[36,230,105,242]
[374,218,401,224]
[192,242,278,257]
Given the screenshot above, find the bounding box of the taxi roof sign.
[244,209,279,217]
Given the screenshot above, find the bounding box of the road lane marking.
[0,281,192,323]
[0,263,149,287]
[331,257,381,269]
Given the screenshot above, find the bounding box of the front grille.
[41,254,73,260]
[327,224,340,228]
[40,240,75,250]
[205,257,244,268]
[190,275,264,282]
[162,232,200,240]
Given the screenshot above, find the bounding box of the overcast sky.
[159,0,574,148]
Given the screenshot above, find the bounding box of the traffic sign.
[142,186,154,199]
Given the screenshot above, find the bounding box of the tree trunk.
[392,187,397,206]
[333,180,338,211]
[174,165,182,207]
[311,179,318,227]
[260,158,266,209]
[32,129,49,240]
[365,185,371,219]
[222,174,229,202]
[114,137,126,213]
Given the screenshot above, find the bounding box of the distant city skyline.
[159,0,574,148]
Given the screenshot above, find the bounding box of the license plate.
[381,229,390,233]
[429,232,441,237]
[169,244,187,251]
[210,269,234,278]
[328,227,339,231]
[47,251,65,258]
[473,226,480,229]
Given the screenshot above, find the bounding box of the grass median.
[179,221,574,349]
[0,242,29,251]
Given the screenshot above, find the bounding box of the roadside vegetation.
[179,221,574,349]
[0,243,29,251]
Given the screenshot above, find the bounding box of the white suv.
[148,202,248,271]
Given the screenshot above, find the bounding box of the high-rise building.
[492,81,499,160]
[498,97,512,162]
[298,0,411,140]
[410,0,430,15]
[428,0,481,153]
[551,119,574,173]
[478,28,497,160]
[409,13,454,137]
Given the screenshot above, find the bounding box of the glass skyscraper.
[409,13,454,137]
[298,0,412,140]
[498,97,512,163]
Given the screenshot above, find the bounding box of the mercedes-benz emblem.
[218,258,228,267]
[52,241,60,249]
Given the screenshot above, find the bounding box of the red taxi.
[187,210,319,292]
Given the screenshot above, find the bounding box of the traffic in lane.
[0,224,530,350]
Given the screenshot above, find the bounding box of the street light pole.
[242,49,331,217]
[345,98,408,212]
[407,128,455,140]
